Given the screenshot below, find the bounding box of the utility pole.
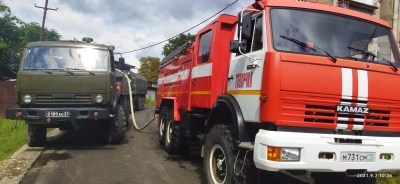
[35,0,58,41]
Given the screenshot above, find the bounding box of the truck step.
[196,133,205,142]
[191,113,208,119]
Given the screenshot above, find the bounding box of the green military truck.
[117,68,148,111]
[6,37,130,147]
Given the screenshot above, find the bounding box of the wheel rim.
[159,116,164,137]
[209,144,227,184]
[166,120,172,144]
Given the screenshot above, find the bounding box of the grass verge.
[145,98,156,106]
[0,118,54,165]
[0,118,26,164]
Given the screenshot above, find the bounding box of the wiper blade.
[347,46,398,72]
[348,46,377,58]
[382,58,398,72]
[65,68,95,75]
[280,35,337,63]
[41,69,52,74]
[63,69,74,75]
[24,69,54,74]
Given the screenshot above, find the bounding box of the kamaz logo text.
[335,105,370,114]
[235,72,253,88]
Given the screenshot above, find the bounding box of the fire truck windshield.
[22,47,109,71]
[271,8,400,65]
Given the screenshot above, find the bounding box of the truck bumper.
[254,130,400,172]
[6,107,110,121]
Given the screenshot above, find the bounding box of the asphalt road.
[20,106,206,184]
[18,106,317,184]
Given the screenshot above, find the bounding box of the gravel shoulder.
[0,129,66,184]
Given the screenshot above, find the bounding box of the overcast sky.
[6,0,249,67]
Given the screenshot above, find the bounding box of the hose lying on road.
[116,69,156,131]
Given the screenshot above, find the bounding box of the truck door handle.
[228,75,234,81]
[192,79,197,84]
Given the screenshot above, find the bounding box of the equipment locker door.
[226,12,266,122]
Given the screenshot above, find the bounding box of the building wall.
[0,81,18,117]
[317,0,398,42]
[146,82,157,100]
[146,90,156,100]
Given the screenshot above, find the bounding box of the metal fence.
[0,81,18,117]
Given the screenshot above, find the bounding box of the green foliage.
[22,22,61,43]
[377,171,400,184]
[162,33,196,56]
[0,118,26,164]
[138,56,160,82]
[145,97,156,106]
[0,2,61,80]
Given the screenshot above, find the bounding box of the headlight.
[267,147,300,162]
[281,148,300,161]
[95,95,103,103]
[23,95,31,104]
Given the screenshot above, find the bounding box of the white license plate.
[46,111,70,117]
[340,152,376,162]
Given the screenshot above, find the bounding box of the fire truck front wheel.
[204,124,260,184]
[164,107,187,155]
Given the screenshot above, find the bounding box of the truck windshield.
[22,47,109,71]
[270,8,400,65]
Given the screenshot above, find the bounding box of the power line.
[117,0,239,55]
[46,14,74,39]
[59,10,89,37]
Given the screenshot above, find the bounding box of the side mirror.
[230,40,247,53]
[237,11,252,40]
[118,57,125,70]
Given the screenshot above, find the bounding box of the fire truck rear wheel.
[164,107,187,155]
[26,124,47,147]
[204,124,260,184]
[103,104,126,144]
[158,107,168,145]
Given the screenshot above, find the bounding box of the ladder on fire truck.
[161,41,193,68]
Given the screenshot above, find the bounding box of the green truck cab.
[6,38,129,147]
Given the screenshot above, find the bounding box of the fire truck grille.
[303,104,390,127]
[36,94,92,104]
[365,109,390,127]
[304,105,335,123]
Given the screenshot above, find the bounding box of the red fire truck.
[156,0,400,183]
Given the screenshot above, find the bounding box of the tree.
[23,22,61,43]
[0,1,62,80]
[162,33,195,56]
[0,2,24,80]
[138,56,160,82]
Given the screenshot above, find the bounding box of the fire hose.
[116,69,156,131]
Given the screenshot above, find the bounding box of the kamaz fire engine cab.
[156,0,400,183]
